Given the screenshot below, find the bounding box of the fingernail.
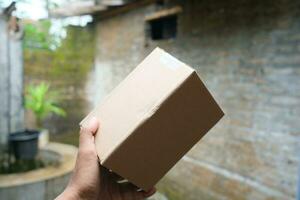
[83,117,99,133]
[88,117,98,127]
[81,117,95,127]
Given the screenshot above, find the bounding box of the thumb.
[79,117,99,150]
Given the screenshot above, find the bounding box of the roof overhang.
[49,1,107,18]
[145,6,182,21]
[50,0,156,19]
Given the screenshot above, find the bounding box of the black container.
[8,130,40,160]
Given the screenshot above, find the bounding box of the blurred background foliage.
[24,23,95,137]
[23,20,60,50]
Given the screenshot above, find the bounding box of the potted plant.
[9,82,66,160]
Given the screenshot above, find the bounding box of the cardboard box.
[80,47,224,190]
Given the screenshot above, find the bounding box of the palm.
[56,118,155,200]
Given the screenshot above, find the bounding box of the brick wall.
[89,0,300,199]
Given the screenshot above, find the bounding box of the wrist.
[56,186,80,200]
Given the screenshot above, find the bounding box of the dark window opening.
[156,0,166,6]
[148,15,177,40]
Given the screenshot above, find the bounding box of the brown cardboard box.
[80,47,224,190]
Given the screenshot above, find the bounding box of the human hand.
[56,117,156,200]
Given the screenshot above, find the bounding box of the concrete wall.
[0,15,10,145]
[0,143,76,200]
[0,14,24,145]
[88,0,300,199]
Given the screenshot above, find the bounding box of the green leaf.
[25,82,66,126]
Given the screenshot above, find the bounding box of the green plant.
[25,82,66,128]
